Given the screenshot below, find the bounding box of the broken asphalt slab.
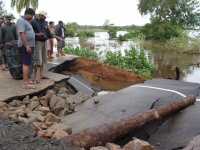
[0,56,94,102]
[61,78,200,149]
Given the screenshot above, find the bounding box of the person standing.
[0,16,6,70]
[30,10,61,83]
[55,21,66,57]
[16,8,36,89]
[47,21,54,59]
[1,15,18,68]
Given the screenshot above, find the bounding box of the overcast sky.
[4,0,150,26]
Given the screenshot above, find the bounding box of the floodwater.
[64,31,200,85]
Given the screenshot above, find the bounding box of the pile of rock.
[90,138,155,150]
[0,82,92,140]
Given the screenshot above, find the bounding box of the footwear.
[61,52,65,56]
[29,80,40,84]
[40,76,49,79]
[23,84,36,89]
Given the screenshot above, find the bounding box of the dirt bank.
[67,57,146,84]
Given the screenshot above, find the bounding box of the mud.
[0,115,79,150]
[60,57,145,86]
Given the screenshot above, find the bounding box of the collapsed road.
[0,56,200,150]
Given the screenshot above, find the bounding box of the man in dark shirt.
[30,10,61,83]
[55,21,66,57]
[1,15,18,68]
[0,16,5,70]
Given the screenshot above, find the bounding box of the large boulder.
[22,96,30,106]
[30,96,39,102]
[49,95,62,109]
[45,113,61,123]
[48,123,72,135]
[58,107,72,117]
[105,143,121,150]
[9,100,23,107]
[52,129,68,140]
[35,107,50,116]
[39,91,55,107]
[27,111,45,122]
[27,101,40,111]
[90,147,108,150]
[123,138,154,150]
[0,102,8,108]
[51,106,63,116]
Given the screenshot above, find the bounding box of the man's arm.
[19,32,31,53]
[13,25,18,40]
[47,27,62,40]
[1,25,5,44]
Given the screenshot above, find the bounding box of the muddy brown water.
[61,31,200,91]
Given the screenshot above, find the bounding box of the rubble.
[0,82,92,140]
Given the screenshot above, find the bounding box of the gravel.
[0,115,80,150]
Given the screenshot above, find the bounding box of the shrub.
[108,26,117,38]
[118,32,145,41]
[165,35,200,53]
[66,29,75,37]
[64,44,98,60]
[140,21,183,40]
[76,31,95,37]
[104,47,154,78]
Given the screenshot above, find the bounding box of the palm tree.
[11,0,39,13]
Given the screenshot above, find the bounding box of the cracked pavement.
[61,78,200,149]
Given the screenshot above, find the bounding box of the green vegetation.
[138,0,200,28]
[64,44,154,78]
[140,21,183,40]
[108,26,117,38]
[118,32,145,41]
[65,22,79,37]
[165,35,200,53]
[64,44,98,60]
[76,31,95,38]
[104,47,154,78]
[11,0,38,13]
[0,1,15,18]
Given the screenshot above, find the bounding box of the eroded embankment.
[53,57,146,91]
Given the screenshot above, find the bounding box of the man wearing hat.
[1,15,18,68]
[30,10,61,83]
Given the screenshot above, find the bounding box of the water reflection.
[64,31,200,84]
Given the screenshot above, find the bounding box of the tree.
[103,19,110,29]
[0,0,7,17]
[0,1,15,18]
[11,0,39,13]
[138,0,200,28]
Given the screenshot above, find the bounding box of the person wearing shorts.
[55,21,66,57]
[30,10,61,83]
[16,8,35,89]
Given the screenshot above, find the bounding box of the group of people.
[0,8,67,89]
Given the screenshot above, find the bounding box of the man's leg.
[40,41,49,79]
[40,64,44,78]
[33,41,43,81]
[23,64,30,86]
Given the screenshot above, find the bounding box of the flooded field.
[63,31,200,84]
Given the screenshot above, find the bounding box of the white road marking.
[48,62,94,92]
[133,85,200,102]
[48,62,60,65]
[71,77,94,92]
